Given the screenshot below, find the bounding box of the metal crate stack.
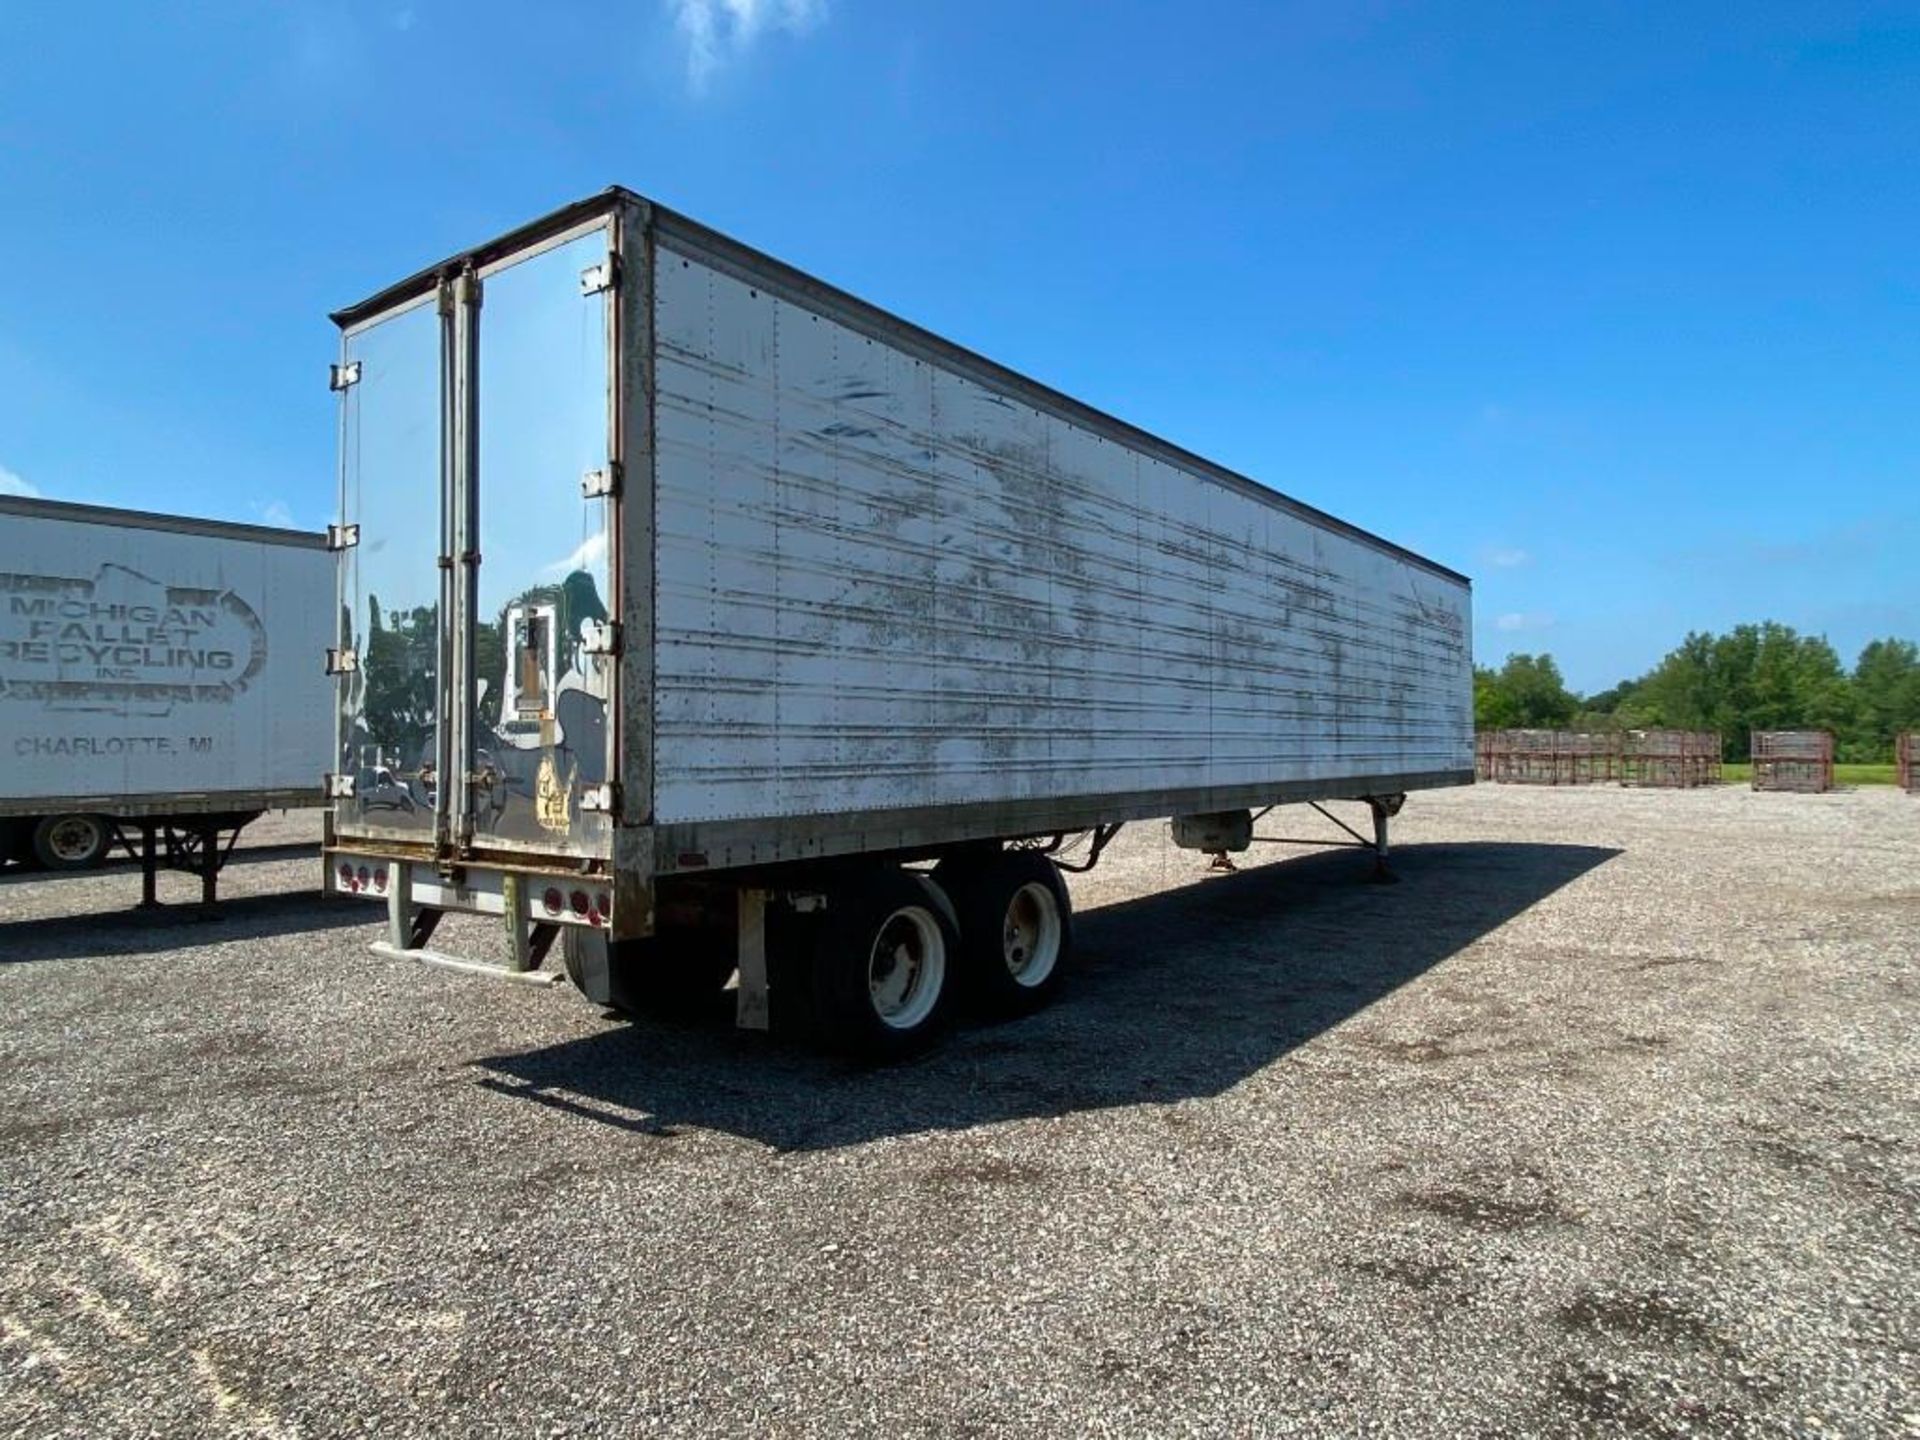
[1476,729,1621,785]
[1621,729,1722,788]
[1750,730,1834,793]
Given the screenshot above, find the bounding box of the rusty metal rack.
[1750,730,1835,793]
[1621,729,1722,788]
[1898,732,1917,794]
[1475,729,1622,785]
[1476,729,1724,788]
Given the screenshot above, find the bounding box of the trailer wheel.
[561,930,735,1017]
[809,870,958,1060]
[31,814,112,871]
[935,850,1072,1017]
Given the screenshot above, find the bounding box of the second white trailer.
[0,496,332,899]
[322,189,1474,1054]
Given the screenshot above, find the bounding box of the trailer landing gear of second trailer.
[3,809,266,916]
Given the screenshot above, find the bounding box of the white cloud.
[1495,611,1555,633]
[0,464,38,498]
[258,500,295,528]
[670,0,825,93]
[1484,546,1531,570]
[545,531,609,576]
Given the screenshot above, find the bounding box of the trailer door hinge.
[326,647,359,675]
[329,361,362,392]
[580,783,620,816]
[581,463,620,498]
[580,257,619,296]
[324,772,356,799]
[326,522,360,551]
[579,619,621,657]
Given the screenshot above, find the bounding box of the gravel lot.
[3,786,1916,1438]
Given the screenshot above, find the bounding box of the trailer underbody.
[324,788,1425,1058]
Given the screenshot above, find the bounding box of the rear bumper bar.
[323,849,618,932]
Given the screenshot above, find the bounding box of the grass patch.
[1721,762,1897,786]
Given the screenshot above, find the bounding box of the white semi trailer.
[322,188,1474,1055]
[0,497,332,904]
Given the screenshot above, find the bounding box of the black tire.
[808,869,959,1061]
[934,849,1073,1018]
[561,928,736,1018]
[31,814,112,871]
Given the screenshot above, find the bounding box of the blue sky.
[1,1,1914,693]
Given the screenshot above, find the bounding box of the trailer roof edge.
[330,186,1471,588]
[0,495,327,549]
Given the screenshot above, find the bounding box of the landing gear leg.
[1365,793,1405,883]
[138,825,161,910]
[197,824,220,918]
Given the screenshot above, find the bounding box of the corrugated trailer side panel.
[0,503,333,807]
[649,246,1472,828]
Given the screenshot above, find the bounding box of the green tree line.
[1475,624,1920,763]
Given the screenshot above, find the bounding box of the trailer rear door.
[335,295,444,843]
[467,227,617,856]
[333,222,617,862]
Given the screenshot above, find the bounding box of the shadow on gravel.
[473,839,1620,1151]
[0,891,373,963]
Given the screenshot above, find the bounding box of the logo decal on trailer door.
[535,753,574,833]
[0,563,268,715]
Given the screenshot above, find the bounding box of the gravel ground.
[2,787,1916,1438]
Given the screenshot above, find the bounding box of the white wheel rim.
[868,905,945,1030]
[46,817,101,863]
[1002,881,1062,987]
